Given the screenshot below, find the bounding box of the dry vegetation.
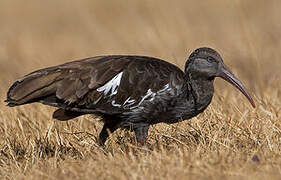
[0,0,280,179]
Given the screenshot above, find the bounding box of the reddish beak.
[217,63,255,108]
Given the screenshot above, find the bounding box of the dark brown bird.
[5,47,255,145]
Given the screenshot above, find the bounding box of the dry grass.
[0,0,280,179]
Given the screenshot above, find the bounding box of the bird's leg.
[98,121,119,146]
[133,125,149,146]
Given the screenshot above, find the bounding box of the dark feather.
[6,56,131,108]
[53,109,85,121]
[5,47,255,146]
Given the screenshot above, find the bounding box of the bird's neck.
[186,74,214,112]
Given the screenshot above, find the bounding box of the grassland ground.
[0,0,280,179]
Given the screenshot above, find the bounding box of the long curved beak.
[217,63,256,108]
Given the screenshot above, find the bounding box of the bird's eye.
[207,57,213,63]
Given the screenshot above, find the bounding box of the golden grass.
[0,0,280,179]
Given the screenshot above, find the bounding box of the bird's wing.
[6,56,185,115]
[89,56,186,113]
[6,56,130,107]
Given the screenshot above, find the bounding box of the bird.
[5,47,255,146]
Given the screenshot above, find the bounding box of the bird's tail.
[5,68,61,107]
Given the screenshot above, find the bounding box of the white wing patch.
[123,84,172,109]
[111,100,122,107]
[97,72,123,97]
[158,84,170,94]
[123,97,136,108]
[98,78,171,110]
[139,89,156,105]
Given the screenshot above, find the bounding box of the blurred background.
[0,0,280,98]
[1,1,281,178]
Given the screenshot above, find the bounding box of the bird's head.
[185,47,255,108]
